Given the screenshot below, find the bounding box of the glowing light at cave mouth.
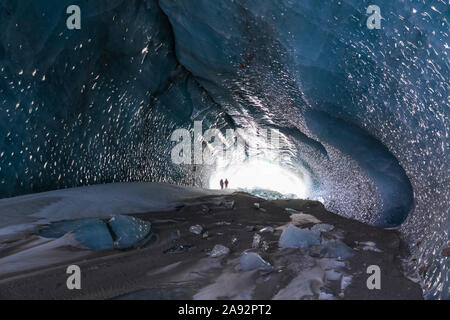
[208,159,309,199]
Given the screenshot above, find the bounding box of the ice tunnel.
[0,0,448,299]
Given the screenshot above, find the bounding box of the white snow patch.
[0,182,228,236]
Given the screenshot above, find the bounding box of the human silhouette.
[225,178,229,189]
[220,179,224,190]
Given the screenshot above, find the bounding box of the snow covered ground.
[0,182,230,236]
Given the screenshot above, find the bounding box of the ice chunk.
[319,291,336,300]
[210,244,230,258]
[189,224,203,235]
[39,219,114,250]
[320,240,354,260]
[285,208,300,214]
[201,205,210,213]
[340,275,353,293]
[278,225,321,249]
[311,223,334,233]
[240,252,272,272]
[253,203,260,209]
[355,241,383,252]
[259,226,274,233]
[109,215,152,249]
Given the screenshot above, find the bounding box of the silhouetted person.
[220,179,224,190]
[225,179,229,189]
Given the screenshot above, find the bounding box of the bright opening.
[209,159,309,199]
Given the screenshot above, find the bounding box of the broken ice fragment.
[223,200,235,209]
[109,215,152,249]
[320,240,354,260]
[189,224,203,235]
[240,252,272,272]
[215,221,231,226]
[170,230,181,241]
[311,223,334,233]
[253,203,260,209]
[285,208,300,214]
[278,224,321,249]
[340,275,353,294]
[209,244,230,258]
[38,218,114,250]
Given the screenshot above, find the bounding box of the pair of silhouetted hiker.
[220,179,229,190]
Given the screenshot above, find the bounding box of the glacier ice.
[279,224,321,249]
[0,0,447,299]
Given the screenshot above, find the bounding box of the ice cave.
[0,0,448,300]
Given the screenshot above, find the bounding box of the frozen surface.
[279,225,321,249]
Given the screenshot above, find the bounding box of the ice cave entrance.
[208,159,309,199]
